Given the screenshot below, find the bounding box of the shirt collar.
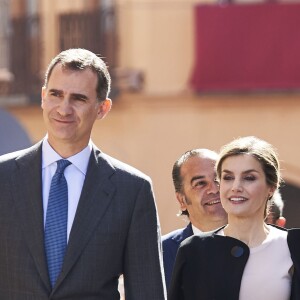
[42,136,92,175]
[192,224,203,235]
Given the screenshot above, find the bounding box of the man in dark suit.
[162,149,227,290]
[0,48,166,299]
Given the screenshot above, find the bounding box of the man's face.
[41,64,110,153]
[177,156,227,230]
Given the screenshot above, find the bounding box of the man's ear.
[97,98,112,120]
[276,217,286,228]
[176,192,188,212]
[41,87,46,108]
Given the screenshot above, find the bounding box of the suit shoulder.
[288,227,300,236]
[162,228,185,243]
[162,223,193,243]
[288,228,300,247]
[0,142,40,162]
[0,149,24,163]
[180,231,214,248]
[100,152,151,182]
[0,146,32,180]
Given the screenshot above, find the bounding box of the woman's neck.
[223,217,270,248]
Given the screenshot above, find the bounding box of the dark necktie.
[44,159,71,287]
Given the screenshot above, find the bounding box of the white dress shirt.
[192,224,203,235]
[42,137,92,241]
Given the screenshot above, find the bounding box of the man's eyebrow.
[48,88,62,94]
[48,89,89,100]
[190,175,205,184]
[71,93,88,100]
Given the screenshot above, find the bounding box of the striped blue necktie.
[45,159,71,287]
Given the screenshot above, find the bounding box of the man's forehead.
[46,64,98,93]
[184,156,216,168]
[181,157,216,177]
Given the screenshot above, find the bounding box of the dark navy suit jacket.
[162,223,193,290]
[0,142,166,299]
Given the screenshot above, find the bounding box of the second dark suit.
[162,223,193,290]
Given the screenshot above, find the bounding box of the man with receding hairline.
[162,149,228,290]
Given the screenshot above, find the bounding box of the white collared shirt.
[42,137,92,241]
[191,225,203,235]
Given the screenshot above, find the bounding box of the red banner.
[191,3,300,92]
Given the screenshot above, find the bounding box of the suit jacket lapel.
[10,142,51,291]
[54,146,116,289]
[173,223,193,245]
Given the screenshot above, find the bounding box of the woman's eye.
[244,176,256,181]
[222,175,233,181]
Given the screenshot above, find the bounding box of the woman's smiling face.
[220,154,275,219]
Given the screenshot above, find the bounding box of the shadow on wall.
[0,108,32,155]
